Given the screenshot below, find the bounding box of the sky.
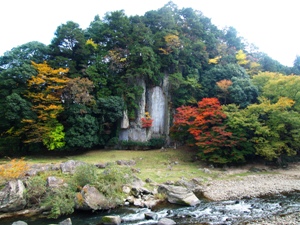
[1,0,299,67]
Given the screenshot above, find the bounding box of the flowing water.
[1,193,299,225]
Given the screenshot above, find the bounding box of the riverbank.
[202,162,300,201]
[1,149,299,224]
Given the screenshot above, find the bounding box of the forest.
[1,1,300,165]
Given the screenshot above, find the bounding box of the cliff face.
[119,75,170,142]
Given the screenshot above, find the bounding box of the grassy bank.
[1,147,277,186]
[1,147,218,184]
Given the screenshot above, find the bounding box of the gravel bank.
[203,174,300,201]
[244,212,300,225]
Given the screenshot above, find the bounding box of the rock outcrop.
[119,76,170,143]
[0,180,26,212]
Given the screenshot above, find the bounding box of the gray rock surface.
[157,184,200,206]
[157,217,176,225]
[0,180,26,212]
[75,184,109,210]
[26,163,60,176]
[130,175,145,188]
[47,176,65,188]
[59,217,72,225]
[60,160,86,174]
[12,221,28,225]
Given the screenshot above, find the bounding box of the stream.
[1,193,299,225]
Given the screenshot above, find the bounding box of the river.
[1,193,299,225]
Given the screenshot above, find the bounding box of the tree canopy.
[0,1,299,165]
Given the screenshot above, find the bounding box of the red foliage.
[141,118,153,128]
[172,98,236,153]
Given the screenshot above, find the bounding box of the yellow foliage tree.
[252,72,300,110]
[248,61,261,76]
[159,33,181,55]
[236,50,249,65]
[86,38,98,50]
[22,62,70,149]
[216,79,233,104]
[208,56,222,64]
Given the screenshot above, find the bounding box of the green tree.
[96,96,124,144]
[228,77,258,108]
[200,63,249,99]
[65,115,99,149]
[247,97,299,161]
[292,55,300,74]
[223,27,244,50]
[49,21,89,77]
[0,42,48,153]
[99,10,130,49]
[222,104,259,162]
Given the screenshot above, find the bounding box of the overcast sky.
[1,0,299,66]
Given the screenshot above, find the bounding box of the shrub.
[25,176,47,206]
[106,137,119,146]
[119,140,149,150]
[94,163,134,206]
[42,186,75,219]
[148,138,165,149]
[72,163,98,188]
[0,158,29,181]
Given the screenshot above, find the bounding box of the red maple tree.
[172,98,236,153]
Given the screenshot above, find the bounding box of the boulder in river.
[0,180,27,212]
[12,221,28,225]
[157,184,200,206]
[158,217,176,225]
[59,217,72,225]
[99,215,121,225]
